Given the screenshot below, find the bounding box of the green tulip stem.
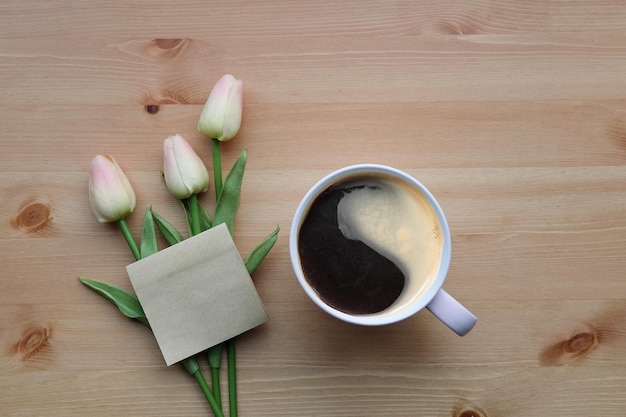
[227,339,237,417]
[211,367,222,409]
[212,138,223,200]
[208,344,224,409]
[192,368,225,417]
[189,194,201,236]
[117,218,140,261]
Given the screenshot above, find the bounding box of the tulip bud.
[89,155,136,223]
[163,134,210,200]
[197,74,243,141]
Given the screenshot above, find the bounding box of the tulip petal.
[112,156,136,211]
[221,78,243,141]
[163,137,188,200]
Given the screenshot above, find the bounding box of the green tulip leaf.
[140,207,158,258]
[244,225,280,276]
[179,198,213,236]
[198,203,213,231]
[151,208,184,245]
[78,276,149,327]
[214,149,247,235]
[178,199,194,237]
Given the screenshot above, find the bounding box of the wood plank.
[2,0,626,40]
[1,302,625,416]
[2,100,626,172]
[2,34,626,105]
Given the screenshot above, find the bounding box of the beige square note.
[126,223,268,366]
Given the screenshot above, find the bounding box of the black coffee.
[298,174,443,316]
[298,179,406,315]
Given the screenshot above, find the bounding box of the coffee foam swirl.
[336,177,443,314]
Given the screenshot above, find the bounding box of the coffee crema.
[298,174,443,315]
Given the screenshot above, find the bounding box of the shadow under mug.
[289,164,477,336]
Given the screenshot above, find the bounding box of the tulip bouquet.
[79,75,278,417]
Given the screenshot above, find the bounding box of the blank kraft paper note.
[126,223,268,365]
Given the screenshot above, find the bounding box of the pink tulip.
[197,74,243,141]
[163,134,210,200]
[89,155,136,223]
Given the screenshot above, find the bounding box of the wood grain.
[2,1,626,416]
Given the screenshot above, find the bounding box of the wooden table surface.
[2,1,626,416]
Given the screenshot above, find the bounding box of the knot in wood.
[457,410,485,417]
[540,327,602,365]
[565,332,596,355]
[16,326,51,360]
[146,38,189,59]
[13,202,52,232]
[154,38,185,50]
[145,104,160,114]
[141,90,189,109]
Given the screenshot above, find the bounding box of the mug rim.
[289,164,452,326]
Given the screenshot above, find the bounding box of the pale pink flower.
[163,134,210,200]
[198,74,243,141]
[89,154,136,223]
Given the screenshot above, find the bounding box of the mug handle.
[426,289,477,336]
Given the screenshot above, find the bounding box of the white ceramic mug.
[289,164,477,336]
